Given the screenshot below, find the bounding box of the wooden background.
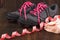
[0,0,60,11]
[0,0,60,40]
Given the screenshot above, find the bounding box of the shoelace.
[19,1,34,20]
[30,2,48,24]
[19,1,48,23]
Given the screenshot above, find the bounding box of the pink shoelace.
[19,1,48,23]
[30,2,47,24]
[19,1,34,20]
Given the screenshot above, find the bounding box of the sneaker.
[7,1,58,27]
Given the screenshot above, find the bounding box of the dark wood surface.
[1,0,59,11]
[0,8,60,40]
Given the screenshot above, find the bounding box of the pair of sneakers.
[7,1,58,27]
